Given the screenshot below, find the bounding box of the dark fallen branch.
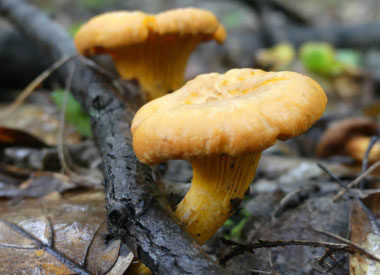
[0,29,48,90]
[239,0,311,27]
[262,0,310,26]
[0,0,229,274]
[3,19,380,90]
[3,24,380,94]
[286,23,380,49]
[238,0,310,46]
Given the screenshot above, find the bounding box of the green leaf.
[224,209,251,240]
[224,219,235,227]
[300,42,342,76]
[51,90,92,137]
[240,208,251,218]
[230,217,249,240]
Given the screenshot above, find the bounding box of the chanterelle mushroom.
[74,8,225,101]
[317,117,379,163]
[131,68,327,243]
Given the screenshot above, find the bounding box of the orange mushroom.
[74,8,226,101]
[132,68,327,243]
[317,117,379,163]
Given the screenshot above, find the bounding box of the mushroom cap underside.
[132,68,327,164]
[74,8,226,55]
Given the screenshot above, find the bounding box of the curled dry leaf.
[0,190,130,274]
[350,192,380,274]
[0,126,47,148]
[106,244,134,275]
[0,104,81,145]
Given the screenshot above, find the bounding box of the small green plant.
[223,208,251,240]
[300,42,362,77]
[51,90,92,137]
[300,42,342,76]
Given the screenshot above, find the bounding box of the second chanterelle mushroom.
[317,117,379,163]
[74,8,225,101]
[132,68,327,243]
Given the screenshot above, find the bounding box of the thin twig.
[317,163,380,234]
[0,54,74,120]
[222,233,380,269]
[333,160,380,201]
[56,63,100,186]
[312,228,380,263]
[220,238,349,265]
[78,55,144,111]
[248,269,278,275]
[360,136,378,189]
[318,162,362,199]
[78,56,119,80]
[57,63,76,176]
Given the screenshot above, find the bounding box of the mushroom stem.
[346,136,380,163]
[110,34,203,101]
[175,153,261,243]
[128,154,262,274]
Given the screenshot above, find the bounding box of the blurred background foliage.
[29,0,380,134]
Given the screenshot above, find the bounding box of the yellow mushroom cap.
[74,8,225,55]
[132,68,327,164]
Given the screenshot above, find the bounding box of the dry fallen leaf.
[0,103,81,145]
[0,190,131,274]
[0,126,47,148]
[350,192,380,274]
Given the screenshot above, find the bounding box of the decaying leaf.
[0,190,131,274]
[0,126,47,148]
[106,244,134,275]
[350,192,380,274]
[0,103,81,145]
